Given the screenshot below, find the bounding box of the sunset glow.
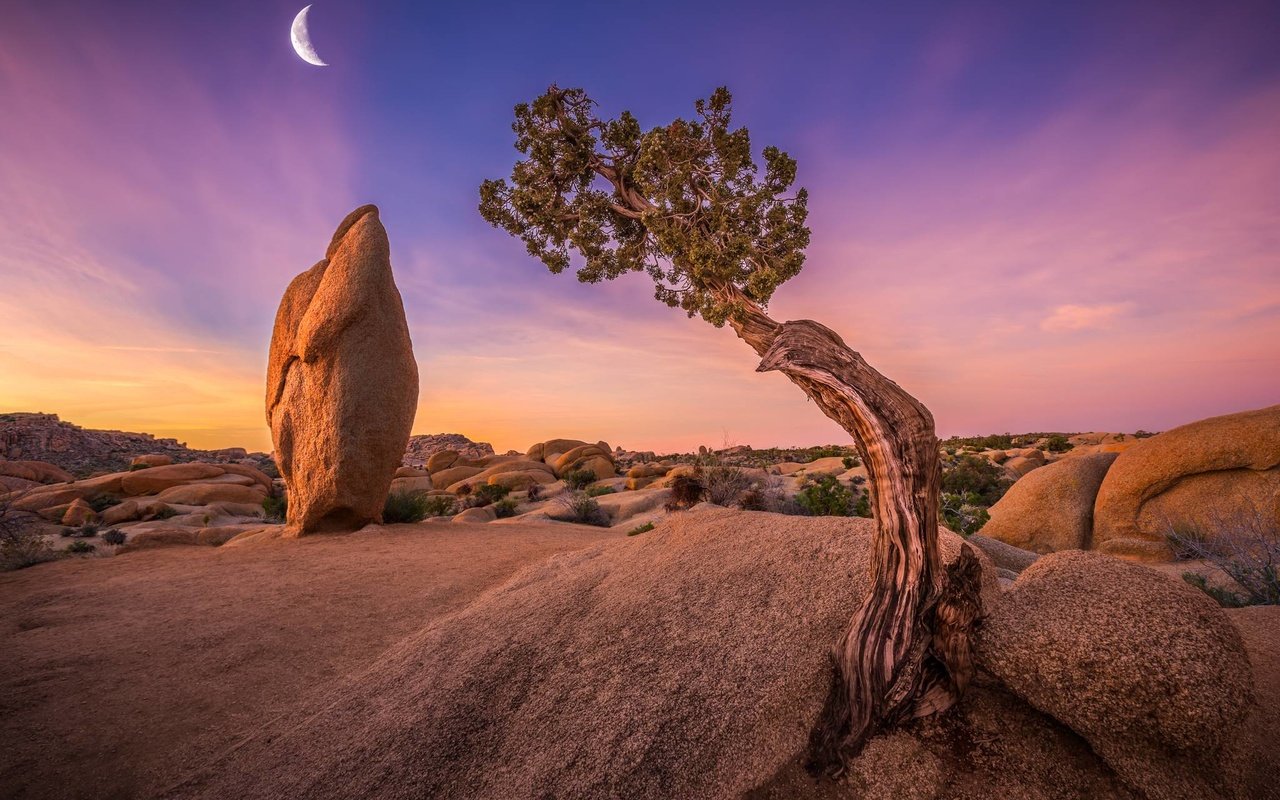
[2,1,1277,452]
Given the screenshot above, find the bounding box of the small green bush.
[383,490,434,523]
[60,527,75,538]
[941,456,1013,507]
[853,490,872,518]
[627,522,655,536]
[940,492,991,536]
[422,495,458,517]
[797,475,855,517]
[262,494,288,523]
[526,484,544,502]
[66,540,95,554]
[563,469,597,490]
[152,506,178,520]
[585,485,616,498]
[493,499,518,519]
[88,494,122,512]
[552,491,610,527]
[841,455,860,469]
[72,523,99,539]
[102,529,127,546]
[1043,434,1072,452]
[468,483,511,508]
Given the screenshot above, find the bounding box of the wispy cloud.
[1040,303,1135,332]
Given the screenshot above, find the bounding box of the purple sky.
[1,0,1277,452]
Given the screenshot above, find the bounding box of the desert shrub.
[940,492,990,535]
[796,475,856,517]
[1164,506,1280,606]
[101,529,127,546]
[526,484,544,502]
[259,460,281,479]
[455,482,473,497]
[941,455,1012,507]
[853,490,872,518]
[665,472,706,511]
[704,466,753,506]
[1134,430,1155,439]
[88,493,122,512]
[152,506,178,520]
[563,469,597,490]
[627,521,655,536]
[944,433,1014,451]
[72,523,99,538]
[383,490,434,523]
[1165,521,1211,560]
[422,495,458,517]
[262,494,288,523]
[128,463,150,471]
[585,485,616,498]
[1181,572,1249,609]
[841,455,860,470]
[1043,434,1073,453]
[60,527,75,537]
[552,491,610,527]
[493,499,518,519]
[1,495,60,571]
[66,540,95,554]
[467,483,511,508]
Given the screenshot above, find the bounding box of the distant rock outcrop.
[0,413,263,476]
[266,205,418,535]
[1092,405,1280,557]
[981,452,1118,553]
[403,433,494,466]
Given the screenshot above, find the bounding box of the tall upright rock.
[266,205,418,535]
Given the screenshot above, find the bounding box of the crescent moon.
[290,5,328,67]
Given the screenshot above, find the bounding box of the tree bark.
[717,286,984,774]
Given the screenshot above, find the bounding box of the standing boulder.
[981,452,1118,553]
[265,205,418,535]
[1092,405,1280,554]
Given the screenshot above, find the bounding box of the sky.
[0,0,1277,453]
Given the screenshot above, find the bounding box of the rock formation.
[1092,404,1280,557]
[981,452,1118,553]
[980,550,1254,800]
[403,433,494,466]
[265,205,418,535]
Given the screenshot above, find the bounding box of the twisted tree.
[479,86,983,773]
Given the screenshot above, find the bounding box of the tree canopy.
[479,86,811,326]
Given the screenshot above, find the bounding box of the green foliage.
[87,494,122,512]
[66,540,95,554]
[383,491,435,524]
[1134,430,1156,439]
[479,86,810,326]
[1164,506,1279,605]
[1043,434,1073,453]
[941,456,1012,507]
[797,475,855,517]
[262,494,288,523]
[102,529,126,546]
[943,434,1015,451]
[468,483,511,508]
[940,492,991,536]
[585,485,616,497]
[852,491,872,518]
[563,469,597,490]
[841,456,860,470]
[62,523,98,539]
[627,521,656,536]
[422,495,458,517]
[493,499,518,519]
[152,505,178,520]
[553,491,611,527]
[1181,572,1249,608]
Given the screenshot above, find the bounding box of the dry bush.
[1,492,59,571]
[1165,504,1280,606]
[703,466,754,506]
[665,472,707,511]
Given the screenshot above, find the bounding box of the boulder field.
[982,405,1280,561]
[165,507,1274,800]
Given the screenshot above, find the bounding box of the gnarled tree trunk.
[718,286,984,774]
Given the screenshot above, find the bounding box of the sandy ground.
[0,521,617,800]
